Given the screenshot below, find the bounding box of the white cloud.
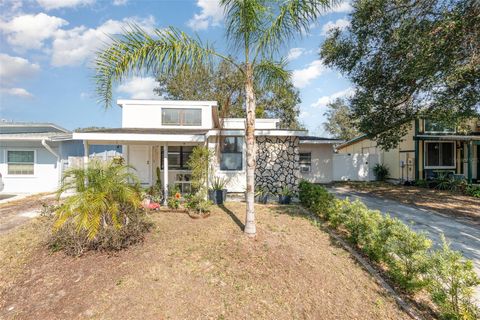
[287,48,305,61]
[292,60,326,88]
[117,76,158,99]
[112,0,127,5]
[51,16,155,67]
[0,87,33,98]
[36,0,94,10]
[326,1,353,13]
[321,18,350,35]
[311,87,354,108]
[187,0,223,31]
[0,13,68,50]
[0,53,40,84]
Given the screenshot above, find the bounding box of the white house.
[73,100,340,195]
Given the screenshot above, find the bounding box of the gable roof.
[336,134,369,150]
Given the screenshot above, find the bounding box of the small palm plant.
[55,160,142,240]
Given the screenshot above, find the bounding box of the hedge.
[299,180,479,320]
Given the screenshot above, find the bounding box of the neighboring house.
[0,122,122,193]
[73,100,340,195]
[337,119,480,183]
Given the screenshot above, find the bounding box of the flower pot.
[278,195,291,205]
[255,194,268,204]
[208,189,227,205]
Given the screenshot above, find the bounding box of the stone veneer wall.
[255,136,300,195]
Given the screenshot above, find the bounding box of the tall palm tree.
[95,0,336,236]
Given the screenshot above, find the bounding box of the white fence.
[333,153,379,182]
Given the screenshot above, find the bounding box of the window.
[424,120,455,133]
[162,108,202,126]
[220,137,243,171]
[7,150,34,175]
[425,142,455,168]
[161,146,193,170]
[299,153,312,173]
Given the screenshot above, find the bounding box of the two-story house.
[73,99,341,196]
[337,119,480,183]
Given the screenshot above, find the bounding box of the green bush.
[373,163,390,181]
[466,184,480,198]
[427,235,480,320]
[414,179,429,188]
[298,180,335,218]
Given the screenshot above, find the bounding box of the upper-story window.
[424,119,455,133]
[162,108,202,126]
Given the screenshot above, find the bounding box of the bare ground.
[0,203,411,320]
[334,182,480,222]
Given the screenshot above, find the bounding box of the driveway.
[328,186,480,304]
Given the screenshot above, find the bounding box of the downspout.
[42,138,61,188]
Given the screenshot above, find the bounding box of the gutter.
[41,138,60,159]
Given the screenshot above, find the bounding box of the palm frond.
[255,0,338,58]
[254,58,291,89]
[95,25,237,108]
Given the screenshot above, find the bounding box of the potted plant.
[278,186,294,205]
[208,176,228,205]
[255,187,269,204]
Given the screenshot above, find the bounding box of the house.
[336,119,480,183]
[73,100,340,196]
[0,122,122,194]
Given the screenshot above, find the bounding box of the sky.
[0,0,353,136]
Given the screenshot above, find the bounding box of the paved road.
[328,186,480,304]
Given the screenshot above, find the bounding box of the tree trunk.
[244,64,256,236]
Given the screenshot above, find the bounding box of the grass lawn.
[0,203,411,320]
[334,181,480,222]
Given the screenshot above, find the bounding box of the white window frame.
[299,152,312,173]
[5,149,36,177]
[161,108,202,126]
[424,141,456,169]
[219,136,244,172]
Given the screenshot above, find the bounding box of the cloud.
[187,0,223,31]
[0,53,40,84]
[36,0,94,10]
[287,48,305,61]
[112,0,127,5]
[311,87,354,108]
[51,16,155,66]
[321,18,350,35]
[0,13,68,50]
[117,76,158,99]
[326,1,353,13]
[292,60,326,88]
[0,87,33,98]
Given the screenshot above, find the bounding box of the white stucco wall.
[299,143,334,183]
[0,140,60,193]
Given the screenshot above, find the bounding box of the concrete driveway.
[328,186,480,304]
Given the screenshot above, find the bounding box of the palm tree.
[94,0,336,236]
[55,160,141,239]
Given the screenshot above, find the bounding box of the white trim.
[300,140,342,144]
[4,149,36,177]
[206,129,307,137]
[117,99,217,107]
[72,132,206,143]
[424,141,456,169]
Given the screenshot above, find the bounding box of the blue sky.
[0,0,353,135]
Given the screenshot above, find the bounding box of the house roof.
[299,136,343,144]
[0,122,71,141]
[80,127,210,135]
[336,134,369,150]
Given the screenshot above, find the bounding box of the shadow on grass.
[218,204,245,231]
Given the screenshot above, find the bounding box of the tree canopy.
[154,61,303,129]
[323,98,359,141]
[320,0,480,149]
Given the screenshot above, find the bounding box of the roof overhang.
[73,132,206,143]
[116,99,218,108]
[300,139,343,144]
[415,135,480,141]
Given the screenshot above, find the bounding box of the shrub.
[383,221,432,292]
[373,163,389,181]
[184,193,212,215]
[427,235,480,320]
[414,179,429,188]
[466,184,480,198]
[52,160,149,255]
[298,180,335,218]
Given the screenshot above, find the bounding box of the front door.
[129,145,151,185]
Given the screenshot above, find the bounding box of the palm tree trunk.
[244,64,256,236]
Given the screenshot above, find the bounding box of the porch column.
[414,120,419,180]
[467,141,472,183]
[163,144,168,205]
[83,140,89,168]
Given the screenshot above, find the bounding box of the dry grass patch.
[0,203,411,320]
